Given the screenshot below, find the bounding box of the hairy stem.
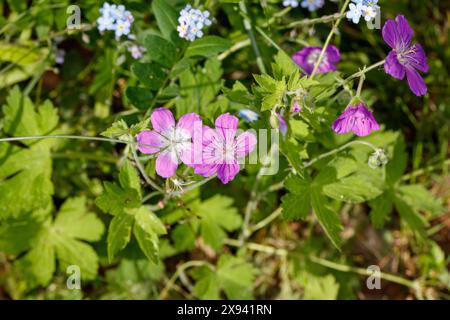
[160,260,214,299]
[304,140,379,168]
[310,0,350,79]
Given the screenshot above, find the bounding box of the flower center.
[307,50,326,66]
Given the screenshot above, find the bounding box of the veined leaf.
[185,36,231,58]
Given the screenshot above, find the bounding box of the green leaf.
[398,185,443,216]
[323,172,384,203]
[296,272,339,300]
[53,196,104,242]
[132,206,166,263]
[217,255,258,299]
[172,224,196,252]
[272,50,299,79]
[119,161,142,198]
[198,195,242,250]
[311,189,343,249]
[152,0,178,39]
[144,35,177,68]
[185,36,232,58]
[107,211,134,262]
[369,192,394,228]
[176,58,223,117]
[95,161,142,216]
[193,267,221,299]
[193,255,258,300]
[253,74,286,111]
[386,136,408,184]
[126,86,154,110]
[394,196,428,237]
[131,62,166,90]
[0,210,45,255]
[14,198,104,288]
[281,193,310,220]
[0,87,58,218]
[100,119,129,139]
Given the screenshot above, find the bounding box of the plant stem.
[282,12,345,29]
[0,135,130,145]
[160,260,214,299]
[304,140,379,168]
[310,0,350,79]
[218,38,251,61]
[131,147,165,193]
[401,158,450,181]
[356,68,366,97]
[343,59,386,84]
[309,255,421,291]
[239,1,267,74]
[224,239,287,256]
[168,175,216,198]
[239,171,263,244]
[249,207,283,234]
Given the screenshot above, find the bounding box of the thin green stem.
[310,0,350,79]
[343,59,386,84]
[239,1,267,73]
[309,255,421,291]
[254,25,283,52]
[401,158,450,181]
[224,239,287,256]
[0,135,130,145]
[160,260,214,299]
[356,68,366,97]
[131,147,165,193]
[168,175,216,198]
[304,140,379,168]
[218,38,251,61]
[282,12,345,30]
[249,207,283,234]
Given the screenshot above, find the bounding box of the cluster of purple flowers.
[177,5,212,41]
[97,2,134,38]
[137,109,256,184]
[289,14,428,137]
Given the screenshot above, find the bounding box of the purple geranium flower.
[194,113,257,184]
[136,108,201,178]
[332,103,380,137]
[292,45,341,75]
[382,15,429,96]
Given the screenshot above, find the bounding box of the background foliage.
[0,0,449,300]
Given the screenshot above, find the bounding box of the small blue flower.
[301,0,325,12]
[238,109,259,123]
[283,0,299,7]
[177,5,212,41]
[346,3,363,24]
[97,2,134,38]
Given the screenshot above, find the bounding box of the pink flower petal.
[136,130,164,154]
[235,132,257,158]
[151,108,175,133]
[215,113,238,143]
[155,150,178,178]
[405,67,427,96]
[217,162,240,184]
[384,50,406,80]
[177,113,202,137]
[194,163,218,177]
